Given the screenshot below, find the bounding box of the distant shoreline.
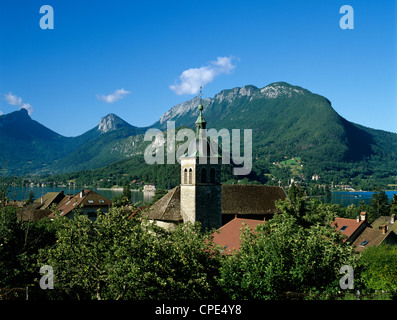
[96,187,142,191]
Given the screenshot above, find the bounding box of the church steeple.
[179,85,222,230]
[195,86,206,138]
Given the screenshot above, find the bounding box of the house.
[335,184,355,191]
[370,214,397,233]
[351,225,397,253]
[34,191,66,209]
[48,189,112,220]
[211,217,265,253]
[331,212,368,243]
[17,203,52,221]
[16,191,66,221]
[143,183,156,192]
[350,214,397,253]
[331,213,397,252]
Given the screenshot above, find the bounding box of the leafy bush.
[217,201,357,299]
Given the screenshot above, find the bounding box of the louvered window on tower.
[188,168,193,184]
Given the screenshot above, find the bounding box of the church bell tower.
[179,88,222,230]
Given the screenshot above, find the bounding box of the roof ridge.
[159,186,179,220]
[335,217,361,221]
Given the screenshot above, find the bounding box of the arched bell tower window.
[183,168,188,184]
[210,168,215,183]
[188,168,193,184]
[201,168,207,183]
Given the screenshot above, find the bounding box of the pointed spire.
[195,86,206,138]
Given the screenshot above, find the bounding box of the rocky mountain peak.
[259,82,305,99]
[97,113,131,133]
[159,96,208,124]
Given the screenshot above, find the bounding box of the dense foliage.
[358,245,397,297]
[218,213,356,299]
[0,205,57,290]
[37,208,222,300]
[2,188,396,300]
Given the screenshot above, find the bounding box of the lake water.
[6,187,397,208]
[329,190,397,207]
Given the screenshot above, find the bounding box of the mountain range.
[1,82,396,185]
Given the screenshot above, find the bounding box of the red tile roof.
[212,217,265,253]
[49,189,112,218]
[331,217,366,242]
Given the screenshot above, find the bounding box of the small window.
[339,226,348,231]
[183,168,188,184]
[88,200,94,204]
[359,240,369,247]
[188,168,193,184]
[99,200,104,203]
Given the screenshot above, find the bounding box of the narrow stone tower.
[180,90,222,230]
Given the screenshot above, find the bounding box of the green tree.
[111,184,133,207]
[37,208,222,300]
[288,183,298,200]
[24,190,35,205]
[0,205,56,290]
[218,199,356,299]
[344,204,361,219]
[286,183,306,222]
[358,245,397,297]
[122,183,131,201]
[390,194,397,216]
[368,187,389,222]
[324,184,331,200]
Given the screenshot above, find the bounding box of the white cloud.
[4,92,22,106]
[3,92,34,115]
[169,56,236,95]
[0,111,3,116]
[97,88,131,103]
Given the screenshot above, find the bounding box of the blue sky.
[0,0,396,136]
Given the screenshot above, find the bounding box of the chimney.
[356,215,360,223]
[391,214,395,224]
[360,212,367,221]
[382,224,388,234]
[41,197,43,204]
[80,190,84,198]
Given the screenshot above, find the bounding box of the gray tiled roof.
[143,184,287,222]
